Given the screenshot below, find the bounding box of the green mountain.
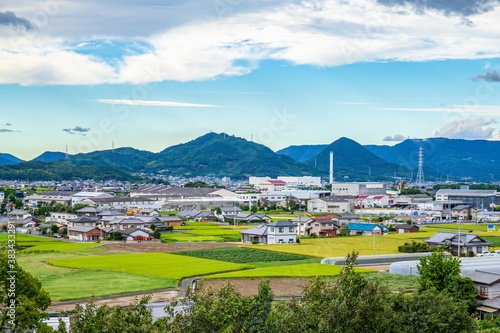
[276,145,327,162]
[31,151,68,162]
[0,161,137,181]
[0,153,23,165]
[365,138,500,181]
[305,137,409,181]
[144,133,324,178]
[67,147,156,173]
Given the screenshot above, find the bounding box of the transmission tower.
[415,147,425,188]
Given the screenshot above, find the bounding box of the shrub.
[398,240,429,253]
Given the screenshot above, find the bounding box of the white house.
[47,212,78,224]
[240,220,297,244]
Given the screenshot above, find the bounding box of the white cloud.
[383,134,407,141]
[3,0,500,85]
[97,99,223,107]
[434,117,498,139]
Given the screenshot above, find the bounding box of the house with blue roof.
[346,223,388,236]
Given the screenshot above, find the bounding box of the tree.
[70,296,157,333]
[391,289,475,333]
[159,281,274,333]
[112,231,122,241]
[250,205,258,214]
[0,253,51,332]
[215,206,222,216]
[150,223,157,231]
[417,249,476,303]
[51,224,59,235]
[153,228,161,239]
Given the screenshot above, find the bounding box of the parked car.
[491,250,500,256]
[477,251,492,257]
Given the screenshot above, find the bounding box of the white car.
[491,250,500,256]
[477,251,492,257]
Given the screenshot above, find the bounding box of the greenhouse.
[389,256,500,276]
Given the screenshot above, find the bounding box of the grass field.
[182,229,241,241]
[322,272,420,291]
[241,233,431,258]
[425,224,496,232]
[17,249,178,301]
[160,233,224,242]
[48,253,253,280]
[204,263,376,279]
[175,248,311,263]
[20,242,99,252]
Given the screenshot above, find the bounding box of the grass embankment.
[204,263,376,279]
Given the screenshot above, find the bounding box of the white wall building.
[331,182,387,196]
[307,196,354,213]
[277,176,321,188]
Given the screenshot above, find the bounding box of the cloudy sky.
[2,0,500,160]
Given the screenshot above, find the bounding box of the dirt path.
[47,289,179,312]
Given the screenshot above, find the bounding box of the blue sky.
[1,0,500,160]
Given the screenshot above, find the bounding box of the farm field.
[20,242,99,252]
[204,263,376,279]
[181,229,242,241]
[17,249,177,301]
[322,272,420,291]
[425,224,495,231]
[48,253,253,280]
[175,247,311,263]
[241,232,432,258]
[160,233,224,242]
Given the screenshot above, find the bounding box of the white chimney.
[329,151,334,184]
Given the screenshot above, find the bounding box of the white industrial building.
[330,182,387,196]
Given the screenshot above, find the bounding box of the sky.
[2,0,500,160]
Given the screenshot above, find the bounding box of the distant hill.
[0,153,23,166]
[0,160,138,181]
[67,147,156,173]
[276,145,327,162]
[144,133,324,178]
[365,138,500,181]
[31,151,68,162]
[305,137,409,181]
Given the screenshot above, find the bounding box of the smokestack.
[329,151,334,184]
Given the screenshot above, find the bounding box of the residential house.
[68,226,103,241]
[395,224,420,233]
[177,210,202,220]
[47,212,77,224]
[292,217,315,236]
[105,217,148,230]
[240,220,297,244]
[424,232,492,256]
[233,213,271,223]
[334,214,361,226]
[121,228,153,241]
[8,209,31,220]
[75,207,100,217]
[216,206,243,220]
[451,205,476,220]
[153,215,183,227]
[346,223,388,236]
[139,208,159,216]
[69,216,98,228]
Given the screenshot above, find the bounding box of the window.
[278,239,284,243]
[279,227,284,233]
[271,227,274,232]
[480,286,488,297]
[289,227,294,232]
[315,224,319,227]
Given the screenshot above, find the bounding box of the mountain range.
[1,134,499,181]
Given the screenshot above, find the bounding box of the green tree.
[250,205,258,214]
[112,231,122,241]
[153,228,161,239]
[159,280,274,332]
[417,249,476,303]
[70,296,157,333]
[150,223,157,231]
[391,289,475,333]
[51,224,59,235]
[0,253,51,332]
[215,206,222,216]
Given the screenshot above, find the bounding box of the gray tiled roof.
[69,226,99,232]
[240,224,268,236]
[468,270,500,285]
[267,220,296,227]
